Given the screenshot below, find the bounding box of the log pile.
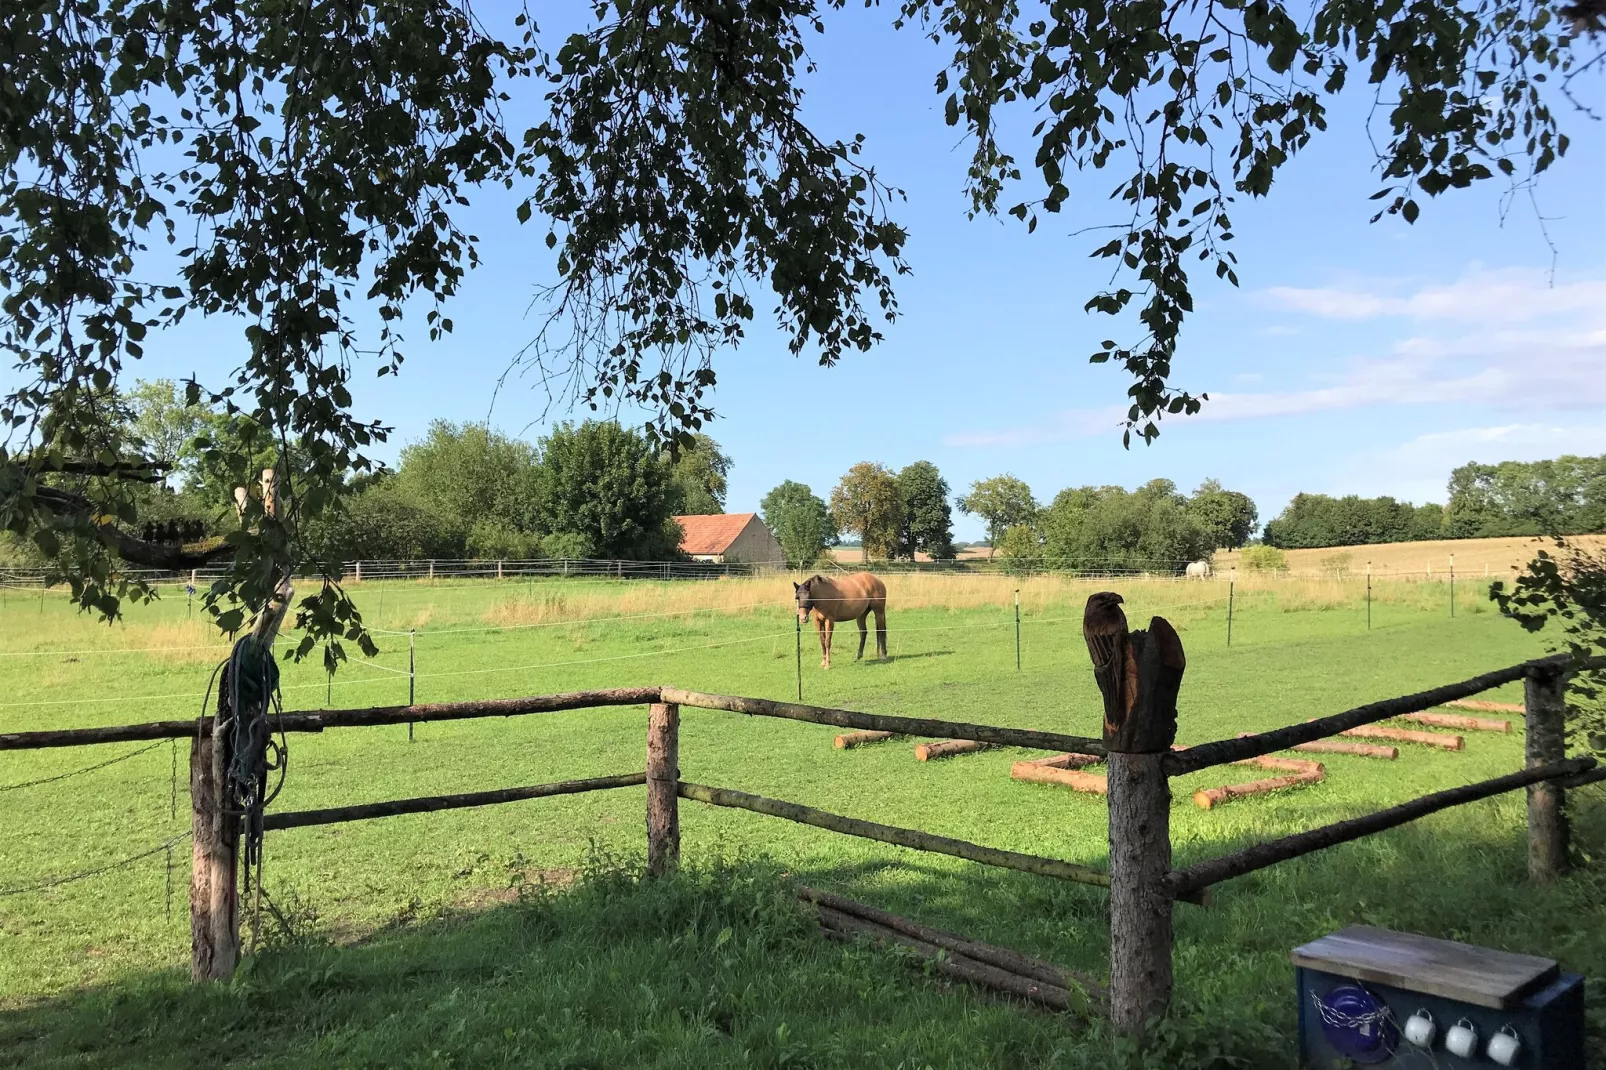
[1444,699,1524,714]
[1232,735,1397,760]
[1010,752,1108,794]
[1193,756,1326,810]
[834,730,895,749]
[1340,724,1464,750]
[1400,711,1511,733]
[915,739,992,761]
[800,885,1103,1016]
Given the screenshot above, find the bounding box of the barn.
[674,513,785,566]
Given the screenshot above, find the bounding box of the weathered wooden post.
[190,731,238,980]
[1525,666,1569,882]
[191,466,291,981]
[646,701,680,877]
[1083,592,1186,1035]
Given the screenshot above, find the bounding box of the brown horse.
[794,573,887,669]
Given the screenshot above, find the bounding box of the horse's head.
[794,578,815,622]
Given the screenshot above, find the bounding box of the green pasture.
[1,575,1603,1068]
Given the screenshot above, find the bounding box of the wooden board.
[1290,925,1559,1009]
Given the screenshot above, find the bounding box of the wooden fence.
[2,611,1603,1039]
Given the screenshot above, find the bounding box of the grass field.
[1215,532,1606,578]
[1,572,1603,1067]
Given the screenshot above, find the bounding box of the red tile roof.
[674,513,757,555]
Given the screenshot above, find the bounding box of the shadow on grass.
[871,649,956,665]
[3,795,1605,1070]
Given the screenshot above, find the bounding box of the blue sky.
[85,7,1606,542]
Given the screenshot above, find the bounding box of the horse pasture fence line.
[3,609,1603,1041]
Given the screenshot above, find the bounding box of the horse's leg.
[818,617,833,669]
[855,612,868,661]
[874,604,887,659]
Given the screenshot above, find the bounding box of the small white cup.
[1445,1018,1479,1058]
[1487,1026,1522,1066]
[1403,1009,1436,1048]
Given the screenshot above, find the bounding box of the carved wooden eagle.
[1083,591,1138,738]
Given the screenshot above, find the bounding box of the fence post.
[1226,571,1235,647]
[646,701,681,877]
[1014,589,1021,671]
[189,732,238,981]
[355,560,362,583]
[1084,593,1185,1036]
[1525,666,1569,882]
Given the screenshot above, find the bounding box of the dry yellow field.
[1216,534,1606,578]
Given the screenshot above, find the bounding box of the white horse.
[1185,560,1212,580]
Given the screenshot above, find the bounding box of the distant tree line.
[1261,495,1445,549]
[1262,455,1606,549]
[0,380,731,567]
[758,465,1257,571]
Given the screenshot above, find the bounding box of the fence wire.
[0,832,192,899]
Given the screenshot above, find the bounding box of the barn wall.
[723,519,785,565]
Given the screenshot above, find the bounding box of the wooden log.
[1339,724,1463,750]
[798,885,1103,1001]
[834,730,895,749]
[1445,699,1525,714]
[0,688,664,751]
[1083,595,1186,1035]
[261,773,645,830]
[676,781,1112,890]
[915,739,991,761]
[646,702,680,878]
[1233,756,1325,775]
[1287,740,1397,759]
[1401,712,1511,733]
[1525,668,1568,883]
[1164,653,1605,775]
[189,734,237,981]
[1011,762,1109,794]
[660,688,1107,758]
[1017,752,1104,771]
[815,906,1082,1012]
[1165,756,1597,900]
[1235,733,1397,759]
[1193,770,1325,810]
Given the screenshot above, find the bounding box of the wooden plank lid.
[1291,925,1559,1009]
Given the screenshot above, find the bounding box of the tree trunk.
[646,702,680,878]
[1107,752,1173,1030]
[1525,668,1568,882]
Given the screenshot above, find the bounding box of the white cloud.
[1258,266,1606,326]
[1390,423,1606,474]
[1339,423,1606,504]
[945,264,1606,446]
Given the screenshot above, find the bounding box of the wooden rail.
[1163,654,1595,775]
[1164,757,1596,900]
[0,689,664,750]
[676,781,1114,890]
[261,773,646,831]
[661,688,1107,756]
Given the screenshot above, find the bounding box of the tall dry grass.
[1215,533,1606,578]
